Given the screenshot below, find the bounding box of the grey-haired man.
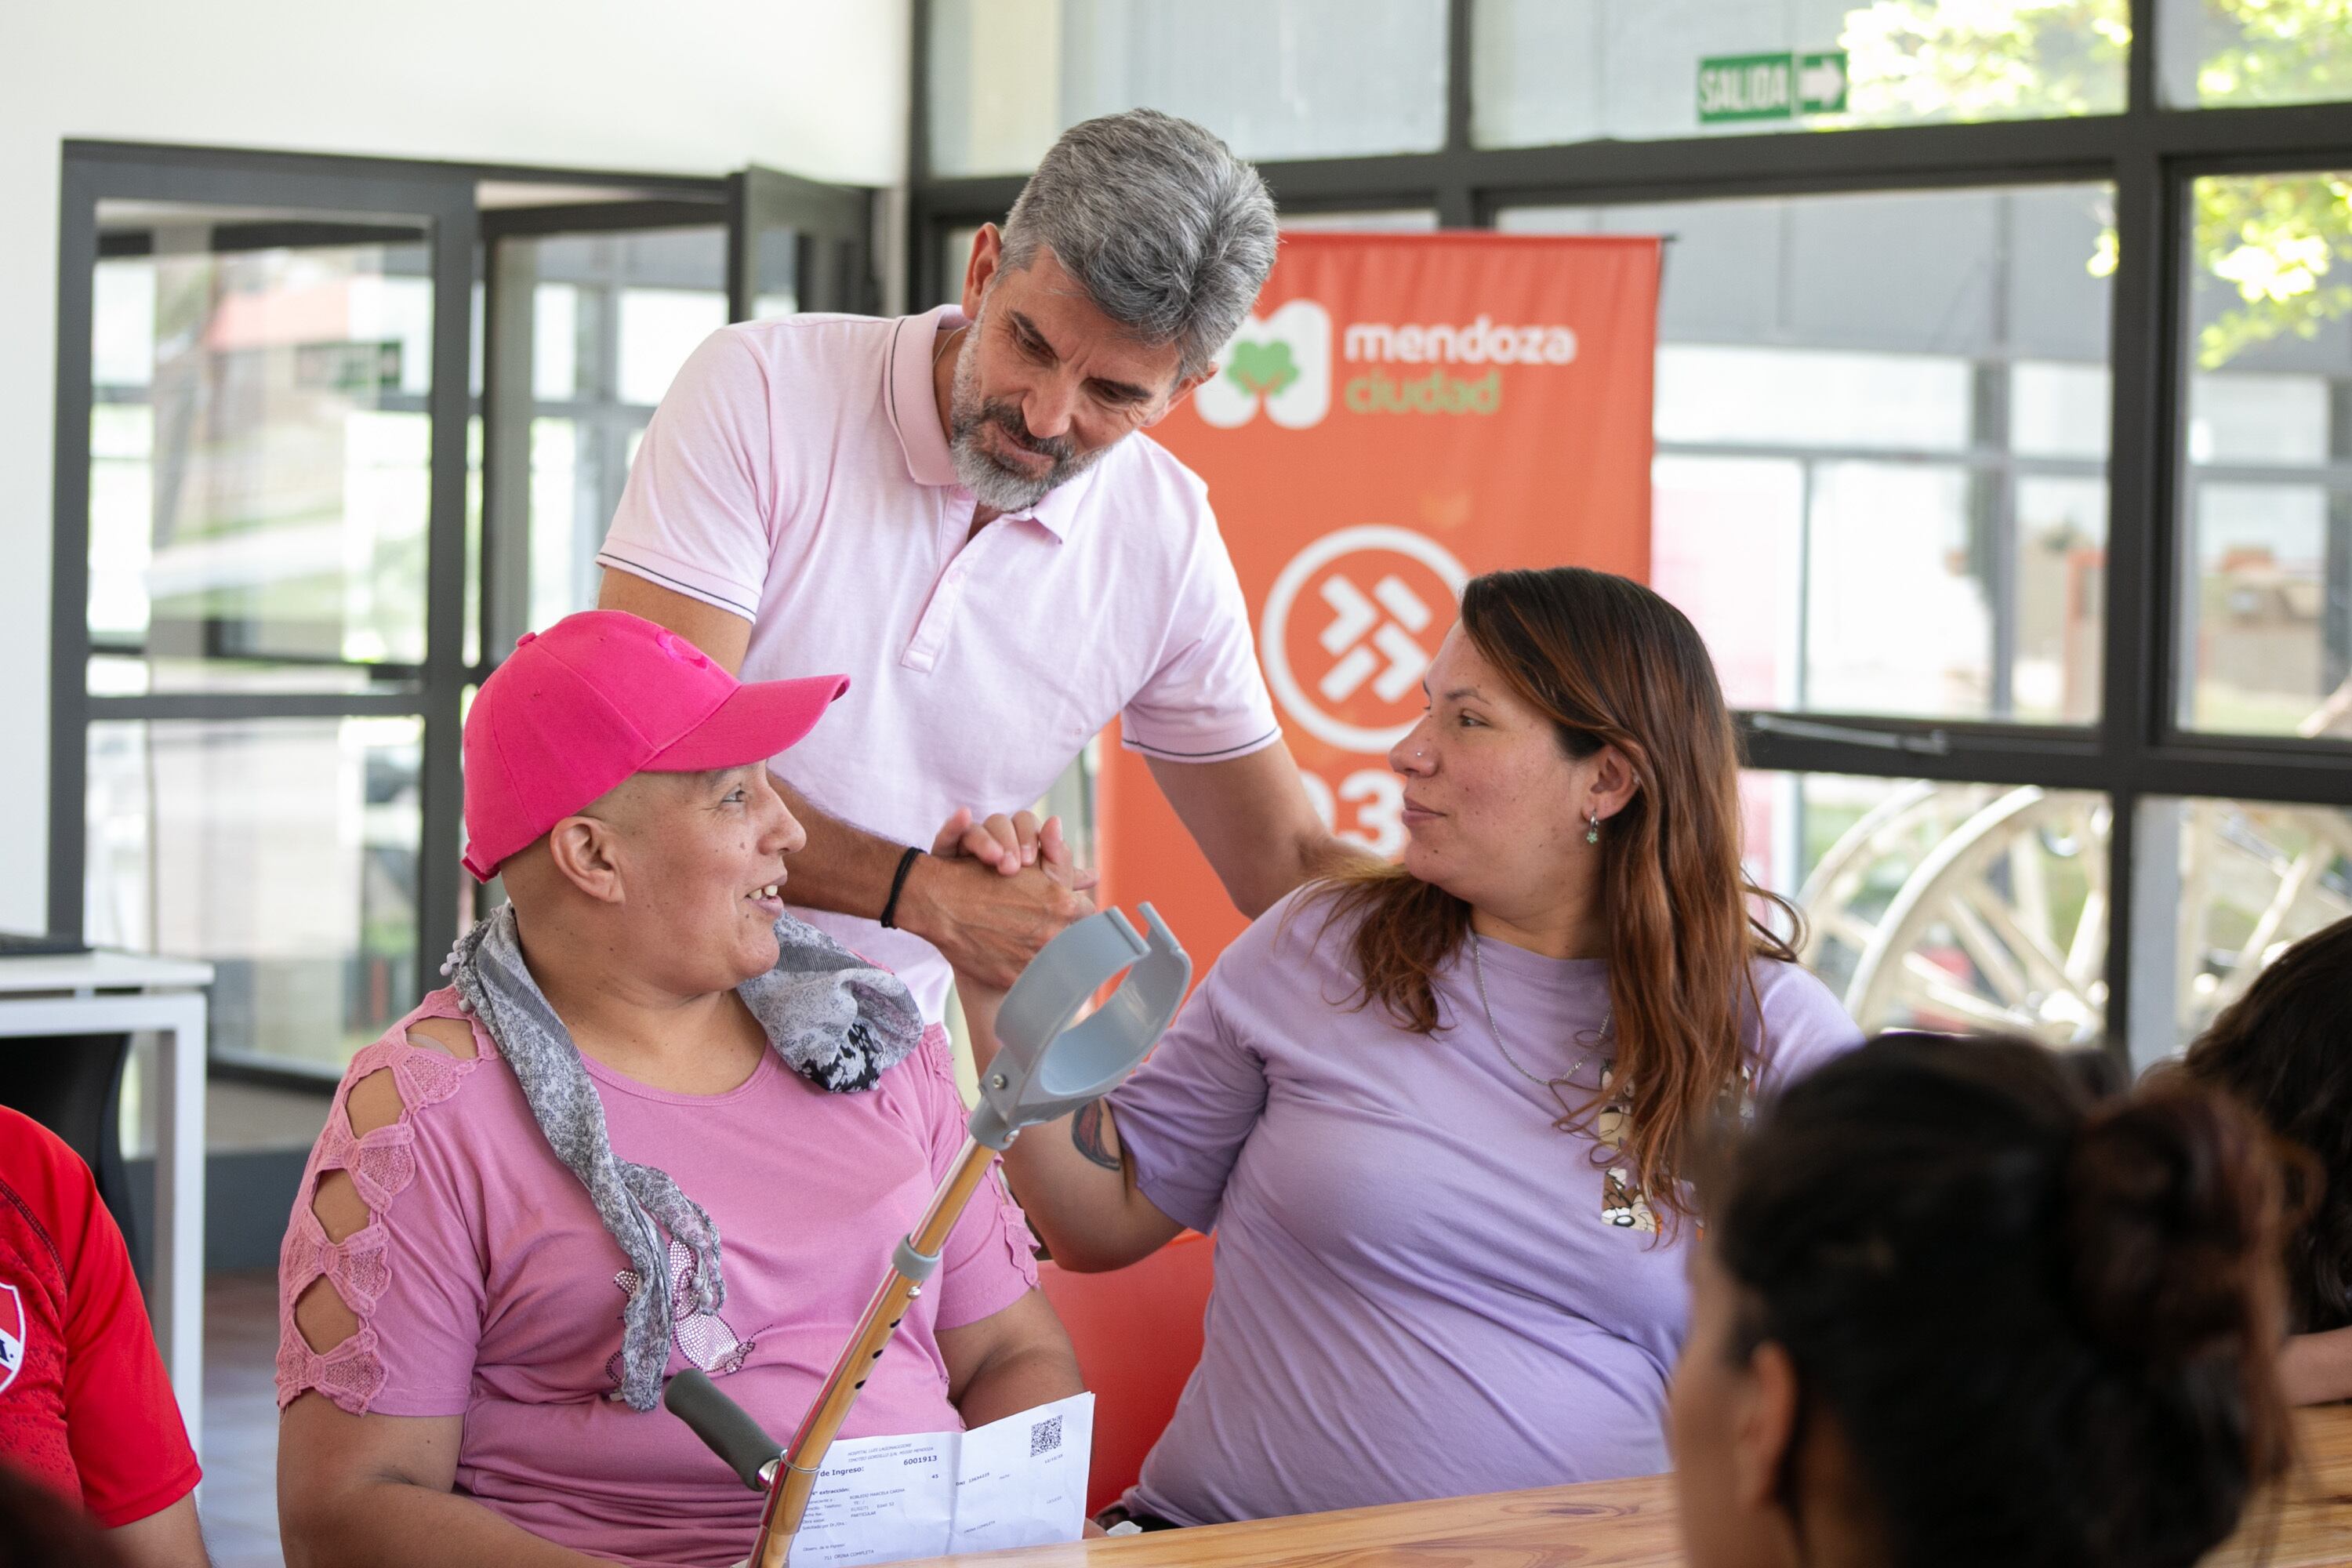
[597,108,1347,1024]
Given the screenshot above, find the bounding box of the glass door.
[55,151,476,1076]
[56,149,876,1076]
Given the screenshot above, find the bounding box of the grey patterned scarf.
[445,903,925,1411]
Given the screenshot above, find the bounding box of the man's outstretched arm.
[1145,741,1367,918]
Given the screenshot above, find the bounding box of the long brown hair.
[1310,566,1796,1229]
[2180,914,2352,1334]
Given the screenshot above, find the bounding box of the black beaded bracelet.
[880,846,924,930]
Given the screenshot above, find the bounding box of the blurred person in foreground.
[0,1107,205,1567]
[0,1458,129,1567]
[2180,913,2352,1403]
[1671,1031,2299,1568]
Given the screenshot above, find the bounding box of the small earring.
[1585,809,1602,846]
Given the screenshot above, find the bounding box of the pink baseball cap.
[460,609,848,881]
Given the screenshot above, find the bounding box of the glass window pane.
[1509,183,2113,725]
[2158,0,2352,110]
[1807,461,1987,716]
[1474,0,2128,148]
[92,259,157,388]
[1653,455,1804,711]
[89,405,154,644]
[2016,476,2108,722]
[616,287,727,407]
[2177,172,2352,738]
[740,207,800,322]
[465,412,484,670]
[343,409,432,664]
[1748,770,2111,1044]
[2012,361,2111,458]
[1655,345,1972,449]
[2187,372,2330,465]
[86,716,422,1075]
[347,272,434,398]
[491,228,726,640]
[87,206,435,684]
[530,417,587,631]
[2183,482,2337,734]
[533,282,582,401]
[2136,796,2352,1055]
[926,0,1447,176]
[2182,172,2352,375]
[942,226,982,307]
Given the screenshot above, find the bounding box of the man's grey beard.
[946,321,1109,511]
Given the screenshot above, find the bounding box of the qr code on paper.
[1029,1415,1063,1457]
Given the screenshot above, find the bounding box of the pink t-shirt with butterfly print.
[274,989,1038,1568]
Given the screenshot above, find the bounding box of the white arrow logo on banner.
[1317,575,1436,704]
[1263,527,1470,753]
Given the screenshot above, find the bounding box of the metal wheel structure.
[1797,783,2352,1051]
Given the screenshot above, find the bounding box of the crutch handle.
[665,1369,783,1493]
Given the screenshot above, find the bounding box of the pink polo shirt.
[597,307,1280,1022]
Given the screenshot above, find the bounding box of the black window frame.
[906,0,2352,1062]
[49,142,743,1080]
[54,141,883,1081]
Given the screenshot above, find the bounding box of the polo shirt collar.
[889,305,964,489]
[884,303,1091,541]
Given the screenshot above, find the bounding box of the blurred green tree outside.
[1835,0,2352,366]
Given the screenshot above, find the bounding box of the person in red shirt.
[0,1105,207,1566]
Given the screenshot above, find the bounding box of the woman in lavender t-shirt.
[962,567,1862,1526]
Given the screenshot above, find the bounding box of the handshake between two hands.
[924,806,1100,997]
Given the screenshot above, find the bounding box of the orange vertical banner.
[1098,232,1662,974]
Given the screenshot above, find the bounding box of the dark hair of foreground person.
[1678,1031,2301,1568]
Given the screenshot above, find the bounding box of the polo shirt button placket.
[904,498,988,673]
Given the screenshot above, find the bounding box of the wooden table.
[902,1405,2352,1568]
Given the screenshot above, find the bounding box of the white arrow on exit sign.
[1797,50,1848,114]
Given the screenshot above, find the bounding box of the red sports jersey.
[0,1105,199,1526]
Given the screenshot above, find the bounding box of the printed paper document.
[786,1392,1094,1566]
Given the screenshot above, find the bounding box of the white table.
[0,951,213,1457]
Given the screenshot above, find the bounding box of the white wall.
[0,0,912,931]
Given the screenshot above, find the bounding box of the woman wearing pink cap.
[271,610,1082,1568]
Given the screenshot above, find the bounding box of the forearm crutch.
[666,905,1192,1568]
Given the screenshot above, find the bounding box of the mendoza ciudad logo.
[1196,299,1578,429]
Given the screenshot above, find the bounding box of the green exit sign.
[1697,49,1848,123]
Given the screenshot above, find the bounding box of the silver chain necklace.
[1468,931,1612,1092]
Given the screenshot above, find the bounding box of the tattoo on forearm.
[1071,1100,1122,1171]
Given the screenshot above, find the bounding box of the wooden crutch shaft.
[748,1139,1002,1568]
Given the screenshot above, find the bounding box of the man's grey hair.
[999,108,1277,382]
